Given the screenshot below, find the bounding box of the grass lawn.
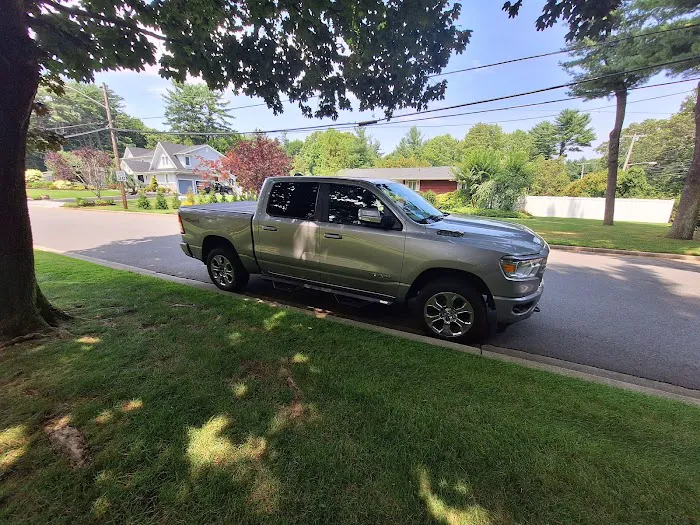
[27,189,122,200]
[1,252,699,524]
[505,217,700,256]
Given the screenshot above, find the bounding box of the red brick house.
[337,166,458,194]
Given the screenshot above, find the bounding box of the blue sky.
[94,1,696,159]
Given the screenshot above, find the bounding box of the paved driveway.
[29,205,700,389]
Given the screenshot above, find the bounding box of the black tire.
[206,247,249,292]
[416,278,488,344]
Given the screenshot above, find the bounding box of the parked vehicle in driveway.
[178,177,548,342]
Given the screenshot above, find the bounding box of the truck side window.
[328,184,386,226]
[267,181,319,220]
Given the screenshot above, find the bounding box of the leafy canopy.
[27,1,471,120]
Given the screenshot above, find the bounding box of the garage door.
[178,180,193,194]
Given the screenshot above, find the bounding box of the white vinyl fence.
[523,196,674,224]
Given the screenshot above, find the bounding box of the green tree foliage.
[392,127,425,159]
[163,82,234,146]
[147,176,158,192]
[530,158,571,196]
[529,121,559,159]
[554,109,596,157]
[280,133,304,159]
[454,148,534,210]
[184,189,196,206]
[564,168,652,197]
[348,129,381,169]
[170,193,181,209]
[293,130,356,175]
[420,135,461,166]
[461,123,505,153]
[31,82,151,154]
[374,156,430,168]
[597,95,695,196]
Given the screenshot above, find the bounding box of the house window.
[405,180,420,191]
[184,156,191,167]
[161,155,169,167]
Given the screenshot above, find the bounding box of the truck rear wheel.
[416,279,487,344]
[206,247,249,292]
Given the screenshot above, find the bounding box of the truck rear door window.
[267,181,319,220]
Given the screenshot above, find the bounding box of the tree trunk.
[0,1,63,340]
[667,82,700,240]
[603,88,628,226]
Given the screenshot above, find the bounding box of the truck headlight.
[500,256,545,280]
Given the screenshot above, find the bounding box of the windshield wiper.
[427,214,445,222]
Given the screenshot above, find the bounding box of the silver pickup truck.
[178,176,548,342]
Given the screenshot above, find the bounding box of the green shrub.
[171,193,181,209]
[51,180,84,190]
[435,190,471,210]
[94,199,116,206]
[196,193,207,205]
[420,190,438,206]
[26,181,51,189]
[449,206,532,219]
[147,175,159,192]
[183,189,196,206]
[74,197,96,207]
[564,169,653,198]
[25,169,44,184]
[208,192,219,204]
[155,189,169,210]
[136,191,151,209]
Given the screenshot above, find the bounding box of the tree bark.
[604,88,627,226]
[667,82,700,240]
[0,1,63,340]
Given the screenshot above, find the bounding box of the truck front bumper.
[492,280,543,324]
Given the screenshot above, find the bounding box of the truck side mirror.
[358,207,382,224]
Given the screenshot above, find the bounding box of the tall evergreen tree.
[529,121,559,159]
[392,126,425,158]
[163,82,234,145]
[554,109,595,157]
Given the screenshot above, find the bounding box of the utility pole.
[622,134,645,171]
[102,83,128,209]
[579,162,591,178]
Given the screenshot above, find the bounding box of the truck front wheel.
[206,247,249,292]
[417,279,487,344]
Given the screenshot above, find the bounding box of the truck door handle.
[262,225,278,231]
[324,233,342,239]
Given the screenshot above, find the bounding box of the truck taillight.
[177,215,185,234]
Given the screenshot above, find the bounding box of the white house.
[120,142,225,194]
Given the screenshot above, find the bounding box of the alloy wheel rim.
[211,255,235,286]
[423,292,473,338]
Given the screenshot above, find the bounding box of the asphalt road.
[29,204,700,390]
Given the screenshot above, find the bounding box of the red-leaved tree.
[213,136,291,193]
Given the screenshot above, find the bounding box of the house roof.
[120,141,222,174]
[338,166,455,180]
[122,159,151,173]
[124,146,154,158]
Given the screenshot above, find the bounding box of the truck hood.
[425,214,547,256]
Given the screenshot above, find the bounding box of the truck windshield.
[374,182,446,224]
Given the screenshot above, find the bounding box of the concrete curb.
[34,246,700,407]
[550,244,700,262]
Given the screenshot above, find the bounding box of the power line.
[45,121,106,131]
[105,74,699,137]
[135,23,700,117]
[429,22,700,79]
